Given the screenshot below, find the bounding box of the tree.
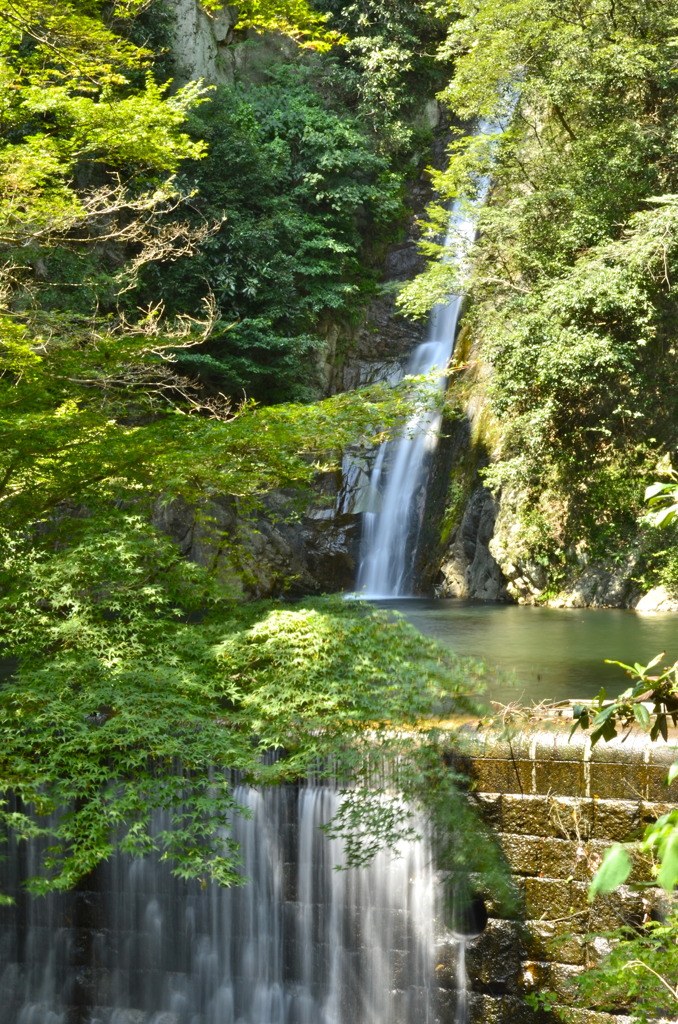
[141,66,404,402]
[313,0,450,152]
[218,0,343,49]
[575,907,678,1024]
[0,522,492,894]
[0,0,511,904]
[399,0,678,586]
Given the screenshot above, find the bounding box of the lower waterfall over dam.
[2,722,668,1024]
[2,784,444,1024]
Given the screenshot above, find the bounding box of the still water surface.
[375,598,678,705]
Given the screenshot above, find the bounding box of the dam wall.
[2,717,674,1023]
[452,715,676,1024]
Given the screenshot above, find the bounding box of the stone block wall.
[443,716,677,1024]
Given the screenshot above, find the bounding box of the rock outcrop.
[437,486,509,601]
[167,0,238,84]
[166,0,299,86]
[153,489,361,600]
[488,494,646,608]
[545,558,642,609]
[633,585,678,614]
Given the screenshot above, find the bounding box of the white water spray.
[2,784,438,1024]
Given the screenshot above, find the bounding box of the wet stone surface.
[445,720,672,1024]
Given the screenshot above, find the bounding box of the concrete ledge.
[454,718,678,766]
[474,793,645,840]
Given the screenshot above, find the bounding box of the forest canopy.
[402,0,678,593]
[5,0,678,910]
[0,0,485,894]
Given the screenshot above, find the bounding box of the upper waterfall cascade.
[356,135,492,598]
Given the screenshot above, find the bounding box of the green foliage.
[0,305,441,530]
[572,650,678,899]
[1,1,154,91]
[571,653,678,747]
[564,471,678,1019]
[585,785,678,895]
[575,908,678,1023]
[587,844,633,901]
[0,0,514,907]
[314,0,450,152]
[0,269,485,895]
[0,0,447,404]
[0,0,427,406]
[225,0,345,51]
[0,1,209,249]
[644,461,678,529]
[641,523,678,596]
[0,202,479,897]
[401,0,678,571]
[0,510,493,893]
[524,989,559,1014]
[141,66,403,401]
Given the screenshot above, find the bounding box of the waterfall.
[1,783,440,1024]
[455,938,469,1024]
[450,889,488,1024]
[356,130,493,599]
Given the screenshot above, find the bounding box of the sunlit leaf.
[588,844,633,901]
[633,704,651,729]
[657,831,678,892]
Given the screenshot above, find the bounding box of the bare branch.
[115,217,225,295]
[66,362,237,421]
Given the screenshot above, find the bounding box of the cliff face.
[431,347,678,611]
[153,4,442,597]
[167,0,298,84]
[416,321,678,610]
[167,0,237,83]
[161,6,675,610]
[393,2,678,613]
[152,169,444,596]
